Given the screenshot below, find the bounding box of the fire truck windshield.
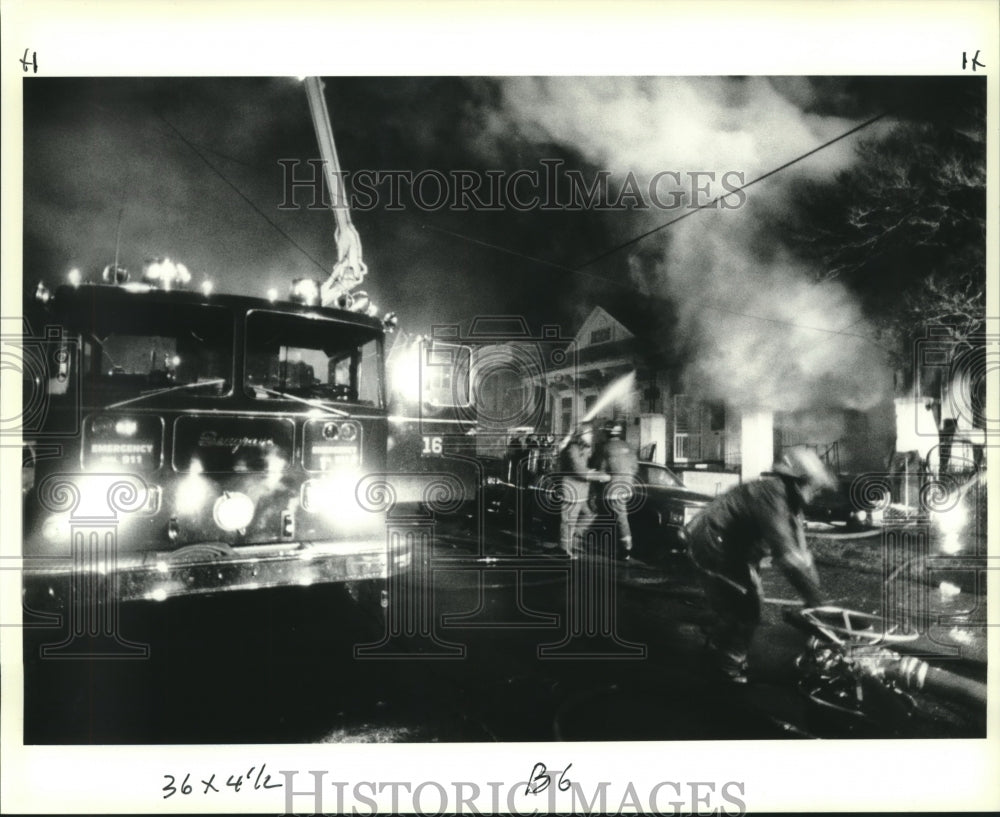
[244,310,384,408]
[74,300,234,404]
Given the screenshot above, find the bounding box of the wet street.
[21,517,987,744]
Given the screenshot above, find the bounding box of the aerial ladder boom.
[303,76,369,309]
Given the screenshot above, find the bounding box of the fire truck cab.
[21,273,407,610]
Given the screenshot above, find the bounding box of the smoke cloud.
[493,76,893,411]
[654,214,890,412]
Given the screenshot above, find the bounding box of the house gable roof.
[574,306,635,348]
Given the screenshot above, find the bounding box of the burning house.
[531,306,898,496]
[386,299,985,523]
[386,302,912,496]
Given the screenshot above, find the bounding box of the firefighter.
[685,447,834,683]
[599,419,639,560]
[558,422,609,558]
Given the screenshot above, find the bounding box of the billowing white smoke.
[651,214,890,412]
[496,76,892,411]
[497,77,860,185]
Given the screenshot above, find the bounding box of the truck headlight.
[301,471,368,528]
[213,491,255,532]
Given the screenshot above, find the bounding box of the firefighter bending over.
[558,422,609,558]
[599,420,639,560]
[685,447,834,684]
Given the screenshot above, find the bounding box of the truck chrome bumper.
[22,538,411,606]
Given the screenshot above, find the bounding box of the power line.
[149,112,267,171]
[698,300,884,346]
[575,112,885,269]
[423,226,885,345]
[155,112,330,276]
[423,112,889,347]
[422,224,580,277]
[422,225,883,345]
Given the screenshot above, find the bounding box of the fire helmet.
[769,447,836,489]
[604,420,625,438]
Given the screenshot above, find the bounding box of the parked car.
[616,461,713,557]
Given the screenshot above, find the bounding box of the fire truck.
[21,270,404,608]
[20,78,409,614]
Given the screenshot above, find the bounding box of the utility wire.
[423,225,883,345]
[424,225,882,345]
[157,97,887,347]
[423,224,580,277]
[575,112,885,269]
[426,220,887,345]
[424,112,889,347]
[156,112,330,276]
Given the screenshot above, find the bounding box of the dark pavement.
[21,515,987,744]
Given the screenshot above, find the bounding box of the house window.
[704,401,726,461]
[589,327,611,345]
[584,394,597,414]
[673,395,699,462]
[673,396,728,463]
[708,401,726,431]
[640,371,661,413]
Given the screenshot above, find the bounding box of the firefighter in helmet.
[598,419,640,560]
[558,422,609,558]
[685,447,835,683]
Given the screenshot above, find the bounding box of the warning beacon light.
[289,278,321,306]
[142,257,191,290]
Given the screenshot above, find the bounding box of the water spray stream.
[583,371,636,423]
[559,371,636,450]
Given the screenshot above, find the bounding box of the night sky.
[22,76,983,411]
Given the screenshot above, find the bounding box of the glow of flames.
[938,581,962,599]
[933,501,968,556]
[948,627,974,646]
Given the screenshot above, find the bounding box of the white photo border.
[2,1,997,813]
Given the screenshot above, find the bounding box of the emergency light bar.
[142,257,191,290]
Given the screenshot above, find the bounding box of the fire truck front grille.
[172,415,295,473]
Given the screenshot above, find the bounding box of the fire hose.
[845,643,987,710]
[787,607,987,719]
